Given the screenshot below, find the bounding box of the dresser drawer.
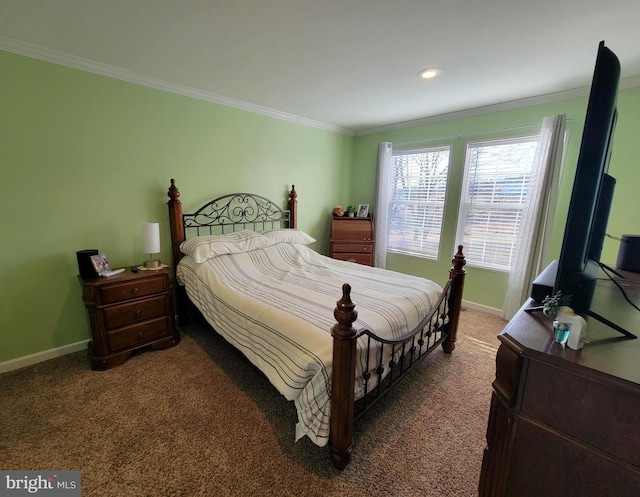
[521,359,640,467]
[507,417,640,497]
[103,296,167,330]
[107,318,169,352]
[101,277,166,305]
[332,243,372,254]
[332,253,373,265]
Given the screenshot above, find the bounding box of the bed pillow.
[261,229,316,246]
[180,230,269,263]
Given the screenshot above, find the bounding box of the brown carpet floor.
[0,307,506,497]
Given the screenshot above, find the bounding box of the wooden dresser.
[330,215,375,266]
[79,267,180,370]
[479,272,640,496]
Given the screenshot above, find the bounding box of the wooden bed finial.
[451,245,466,273]
[168,178,181,204]
[333,283,357,327]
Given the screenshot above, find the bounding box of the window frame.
[387,145,452,261]
[455,134,540,272]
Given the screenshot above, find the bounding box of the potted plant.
[346,205,357,217]
[542,291,572,318]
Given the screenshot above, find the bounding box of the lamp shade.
[141,222,160,254]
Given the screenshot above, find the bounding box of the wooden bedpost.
[442,245,466,353]
[329,283,358,470]
[288,185,298,229]
[167,179,189,324]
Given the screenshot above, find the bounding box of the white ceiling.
[2,0,640,134]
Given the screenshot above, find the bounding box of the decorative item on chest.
[541,291,571,318]
[555,306,587,350]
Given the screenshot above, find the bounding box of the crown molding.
[354,89,587,136]
[0,36,353,136]
[3,35,638,139]
[355,76,640,136]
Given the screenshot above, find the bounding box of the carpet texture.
[0,307,505,497]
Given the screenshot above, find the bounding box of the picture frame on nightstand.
[90,254,111,275]
[357,204,369,217]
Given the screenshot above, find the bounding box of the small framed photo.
[90,254,111,276]
[357,204,369,217]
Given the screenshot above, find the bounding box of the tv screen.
[554,41,620,314]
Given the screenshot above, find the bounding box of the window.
[455,136,539,271]
[388,146,451,259]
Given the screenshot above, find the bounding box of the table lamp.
[142,222,161,268]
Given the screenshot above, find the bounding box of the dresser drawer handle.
[138,332,144,338]
[135,310,142,317]
[132,287,139,295]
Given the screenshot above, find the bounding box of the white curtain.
[373,142,393,268]
[502,115,566,320]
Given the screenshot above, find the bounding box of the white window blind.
[456,136,539,271]
[388,147,451,259]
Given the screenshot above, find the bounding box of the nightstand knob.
[132,287,139,294]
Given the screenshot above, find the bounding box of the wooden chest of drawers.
[79,267,180,370]
[330,215,375,266]
[479,295,640,496]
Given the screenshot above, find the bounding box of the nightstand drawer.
[101,277,166,305]
[332,243,372,253]
[107,318,169,352]
[103,296,167,330]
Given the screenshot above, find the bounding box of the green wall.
[2,47,639,365]
[0,50,352,363]
[351,87,640,310]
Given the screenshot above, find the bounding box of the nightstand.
[79,267,180,370]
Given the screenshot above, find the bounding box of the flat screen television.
[530,41,635,338]
[556,41,619,311]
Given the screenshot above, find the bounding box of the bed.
[166,179,466,469]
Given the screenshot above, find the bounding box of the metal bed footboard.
[353,278,454,419]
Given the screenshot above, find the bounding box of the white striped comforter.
[176,242,443,447]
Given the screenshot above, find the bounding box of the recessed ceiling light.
[419,68,441,80]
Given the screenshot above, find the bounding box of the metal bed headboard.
[167,179,298,269]
[183,192,292,238]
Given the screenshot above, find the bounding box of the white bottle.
[556,306,587,350]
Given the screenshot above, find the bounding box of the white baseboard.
[0,302,500,374]
[0,340,90,374]
[462,299,503,316]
